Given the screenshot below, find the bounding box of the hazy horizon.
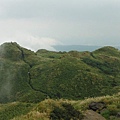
[0,0,120,51]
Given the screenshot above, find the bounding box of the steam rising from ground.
[0,45,14,101]
[0,70,13,100]
[17,36,62,51]
[0,36,61,102]
[0,33,62,51]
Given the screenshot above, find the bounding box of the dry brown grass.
[12,93,120,120]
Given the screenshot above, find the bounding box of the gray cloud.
[1,0,120,21]
[0,0,120,49]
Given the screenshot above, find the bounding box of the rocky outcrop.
[116,112,120,118]
[83,110,106,120]
[89,102,106,112]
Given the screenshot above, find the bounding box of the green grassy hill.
[0,42,120,103]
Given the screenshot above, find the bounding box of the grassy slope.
[0,93,119,120]
[30,46,120,100]
[0,42,120,103]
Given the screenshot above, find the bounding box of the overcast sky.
[0,0,120,51]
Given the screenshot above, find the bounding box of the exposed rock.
[116,112,120,118]
[89,102,106,112]
[83,110,106,120]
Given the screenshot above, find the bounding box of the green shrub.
[50,103,83,120]
[108,105,119,116]
[101,109,110,119]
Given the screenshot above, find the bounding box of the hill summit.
[0,42,120,103]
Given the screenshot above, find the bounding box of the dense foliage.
[0,102,34,120]
[50,103,83,120]
[0,42,120,103]
[0,93,119,120]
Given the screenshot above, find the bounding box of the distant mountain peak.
[93,46,120,58]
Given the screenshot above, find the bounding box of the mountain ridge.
[0,42,120,103]
[53,45,120,52]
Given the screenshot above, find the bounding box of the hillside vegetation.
[0,93,119,120]
[0,42,120,103]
